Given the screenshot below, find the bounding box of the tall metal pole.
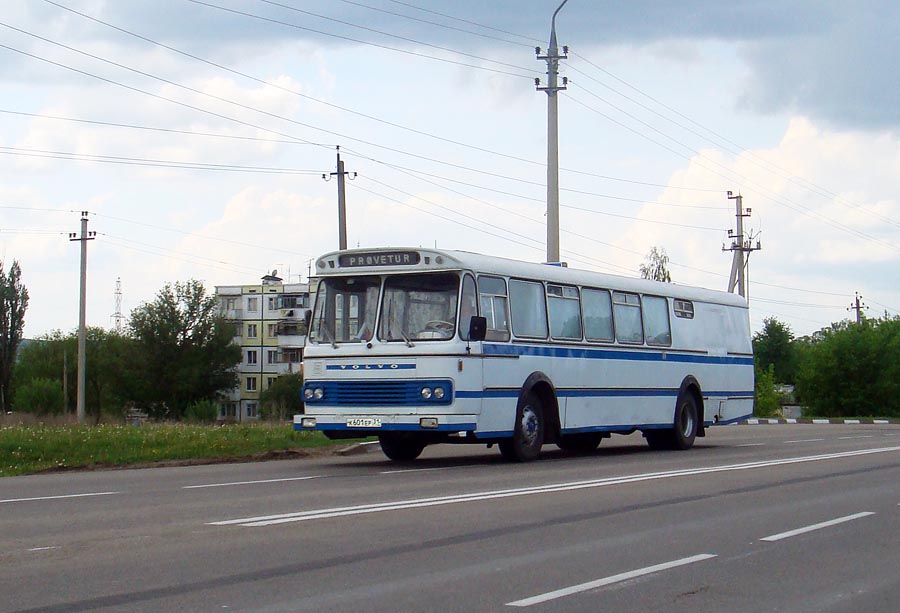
[536,0,569,264]
[69,211,94,424]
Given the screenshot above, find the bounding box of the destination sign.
[338,251,421,267]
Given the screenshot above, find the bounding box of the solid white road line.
[209,446,900,527]
[506,554,717,607]
[380,466,468,475]
[0,491,119,504]
[760,512,875,542]
[182,476,321,489]
[784,439,825,444]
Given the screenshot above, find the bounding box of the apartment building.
[215,272,310,421]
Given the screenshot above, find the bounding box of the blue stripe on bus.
[483,343,754,366]
[302,422,477,432]
[456,389,755,399]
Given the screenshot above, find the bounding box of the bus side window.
[509,279,549,339]
[583,288,613,342]
[477,275,510,341]
[459,274,478,340]
[612,291,643,343]
[642,295,672,346]
[548,284,582,340]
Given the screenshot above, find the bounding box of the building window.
[268,296,278,311]
[246,376,257,392]
[247,350,258,365]
[247,323,258,338]
[267,350,278,364]
[283,348,302,363]
[218,402,237,418]
[246,402,258,418]
[233,323,242,338]
[267,376,277,390]
[247,297,259,312]
[267,323,278,338]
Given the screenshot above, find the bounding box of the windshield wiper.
[318,323,338,348]
[397,327,414,348]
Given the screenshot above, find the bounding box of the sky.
[1,0,898,340]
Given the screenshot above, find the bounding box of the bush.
[14,377,66,415]
[184,399,218,423]
[754,365,781,417]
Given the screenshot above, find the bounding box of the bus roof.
[314,247,748,308]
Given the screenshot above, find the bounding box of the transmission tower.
[112,277,125,333]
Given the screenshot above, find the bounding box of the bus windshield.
[379,273,459,342]
[309,276,381,344]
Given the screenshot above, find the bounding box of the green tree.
[1,260,29,413]
[125,280,240,420]
[13,328,129,421]
[14,377,65,415]
[639,246,672,282]
[260,373,304,421]
[795,316,900,417]
[753,317,797,384]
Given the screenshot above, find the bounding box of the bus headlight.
[313,388,325,400]
[303,388,314,400]
[433,386,445,400]
[420,387,433,400]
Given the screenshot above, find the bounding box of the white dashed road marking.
[760,512,875,542]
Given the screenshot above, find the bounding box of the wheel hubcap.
[680,404,695,437]
[520,405,539,446]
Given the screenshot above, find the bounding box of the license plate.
[347,418,382,428]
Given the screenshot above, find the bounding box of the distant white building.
[215,273,310,421]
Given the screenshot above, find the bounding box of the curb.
[738,418,898,425]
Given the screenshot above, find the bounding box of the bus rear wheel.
[499,392,545,462]
[645,393,698,451]
[379,433,426,461]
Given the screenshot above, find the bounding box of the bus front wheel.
[379,433,426,461]
[499,392,545,462]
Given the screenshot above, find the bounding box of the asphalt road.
[1,424,899,612]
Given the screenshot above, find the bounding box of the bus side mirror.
[468,316,487,342]
[304,309,312,330]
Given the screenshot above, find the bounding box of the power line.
[568,89,900,254]
[568,52,900,229]
[39,2,722,194]
[333,0,533,48]
[384,0,542,45]
[0,146,328,175]
[184,0,535,80]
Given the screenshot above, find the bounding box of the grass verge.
[0,423,356,477]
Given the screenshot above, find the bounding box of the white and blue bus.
[296,248,753,461]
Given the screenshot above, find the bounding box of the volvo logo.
[329,363,413,370]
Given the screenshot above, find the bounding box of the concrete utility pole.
[536,0,569,264]
[69,211,95,424]
[323,146,356,251]
[848,292,868,324]
[723,192,761,298]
